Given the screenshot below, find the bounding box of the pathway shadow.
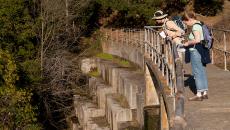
[184,74,197,94]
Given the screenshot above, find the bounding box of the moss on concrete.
[118,59,131,67]
[96,53,114,60]
[96,53,131,68]
[88,68,99,77]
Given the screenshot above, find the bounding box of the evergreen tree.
[0,0,40,85]
[0,50,41,130]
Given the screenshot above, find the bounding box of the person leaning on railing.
[152,10,185,61]
[182,11,210,101]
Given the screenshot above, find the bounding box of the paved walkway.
[184,64,230,130]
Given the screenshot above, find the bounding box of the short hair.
[182,11,196,21]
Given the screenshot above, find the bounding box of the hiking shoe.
[202,94,208,99]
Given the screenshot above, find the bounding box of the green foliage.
[96,53,114,60]
[73,0,102,35]
[20,60,41,83]
[0,50,19,87]
[95,0,191,27]
[163,0,189,15]
[0,0,37,59]
[194,0,224,16]
[0,0,40,85]
[96,53,131,67]
[0,87,41,130]
[0,50,41,130]
[96,0,163,27]
[88,68,100,77]
[81,30,103,57]
[119,59,131,67]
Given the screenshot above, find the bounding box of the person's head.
[152,10,168,24]
[182,11,197,26]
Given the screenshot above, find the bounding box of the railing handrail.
[145,25,230,71]
[103,26,229,129]
[212,28,230,32]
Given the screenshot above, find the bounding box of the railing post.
[211,29,214,64]
[115,30,118,44]
[157,34,161,69]
[154,32,157,64]
[126,29,128,44]
[145,28,147,54]
[110,29,113,44]
[161,38,165,76]
[139,30,142,52]
[151,30,154,61]
[147,29,150,55]
[128,29,130,44]
[224,32,228,71]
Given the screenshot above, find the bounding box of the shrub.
[194,0,224,16]
[0,50,41,130]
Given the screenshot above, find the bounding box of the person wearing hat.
[152,10,185,60]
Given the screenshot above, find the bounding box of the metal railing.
[103,26,230,130]
[103,27,185,129]
[211,28,230,71]
[104,27,179,94]
[144,27,185,126]
[144,26,178,93]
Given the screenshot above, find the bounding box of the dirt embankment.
[196,0,230,29]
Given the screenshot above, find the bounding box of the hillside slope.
[197,0,230,29]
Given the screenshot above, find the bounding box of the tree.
[0,0,41,85]
[194,0,224,16]
[38,0,98,129]
[0,50,41,130]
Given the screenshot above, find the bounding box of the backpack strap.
[192,22,204,39]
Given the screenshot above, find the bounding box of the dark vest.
[185,43,211,65]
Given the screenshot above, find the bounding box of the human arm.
[165,21,185,38]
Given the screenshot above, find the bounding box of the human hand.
[166,36,171,41]
[183,42,189,47]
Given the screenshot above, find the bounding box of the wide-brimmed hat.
[152,10,168,20]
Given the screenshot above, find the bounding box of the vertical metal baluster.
[211,29,214,64]
[147,29,150,55]
[224,32,228,71]
[161,38,164,76]
[151,31,154,61]
[145,28,147,54]
[155,32,158,64]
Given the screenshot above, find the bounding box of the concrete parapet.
[76,56,156,130]
[106,94,132,130]
[96,84,115,109]
[85,117,110,130]
[81,58,96,74]
[110,67,122,92]
[117,121,140,130]
[77,102,105,128]
[118,72,140,109]
[102,41,144,70]
[96,58,146,129]
[89,77,104,98]
[72,123,83,130]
